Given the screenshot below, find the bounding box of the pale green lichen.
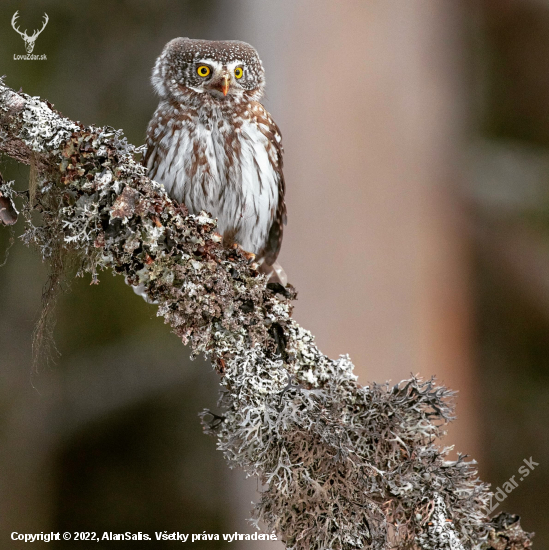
[0,79,526,550]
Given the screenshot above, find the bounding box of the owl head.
[152,38,266,104]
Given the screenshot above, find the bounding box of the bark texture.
[0,80,533,550]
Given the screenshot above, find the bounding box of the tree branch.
[0,78,533,550]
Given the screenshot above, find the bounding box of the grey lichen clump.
[486,514,533,550]
[0,79,528,550]
[210,354,489,549]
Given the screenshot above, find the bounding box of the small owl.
[144,38,287,284]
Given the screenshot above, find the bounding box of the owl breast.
[146,100,280,260]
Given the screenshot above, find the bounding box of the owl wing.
[143,107,161,176]
[252,102,287,266]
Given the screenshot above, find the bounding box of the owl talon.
[230,241,255,263]
[242,250,255,263]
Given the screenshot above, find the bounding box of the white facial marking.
[197,58,223,71]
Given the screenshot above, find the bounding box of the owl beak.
[220,73,230,96]
[208,72,231,97]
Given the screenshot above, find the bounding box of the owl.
[144,38,287,284]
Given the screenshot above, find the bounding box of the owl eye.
[234,66,244,79]
[197,65,211,77]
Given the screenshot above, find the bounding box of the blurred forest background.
[0,0,548,548]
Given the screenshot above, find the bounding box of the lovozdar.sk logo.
[11,10,48,60]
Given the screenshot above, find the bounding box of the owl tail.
[259,260,287,287]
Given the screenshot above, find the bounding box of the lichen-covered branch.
[0,79,533,550]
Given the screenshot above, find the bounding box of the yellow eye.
[234,66,244,79]
[197,65,211,77]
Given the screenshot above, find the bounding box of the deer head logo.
[11,11,49,54]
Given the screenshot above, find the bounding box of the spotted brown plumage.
[144,38,287,283]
